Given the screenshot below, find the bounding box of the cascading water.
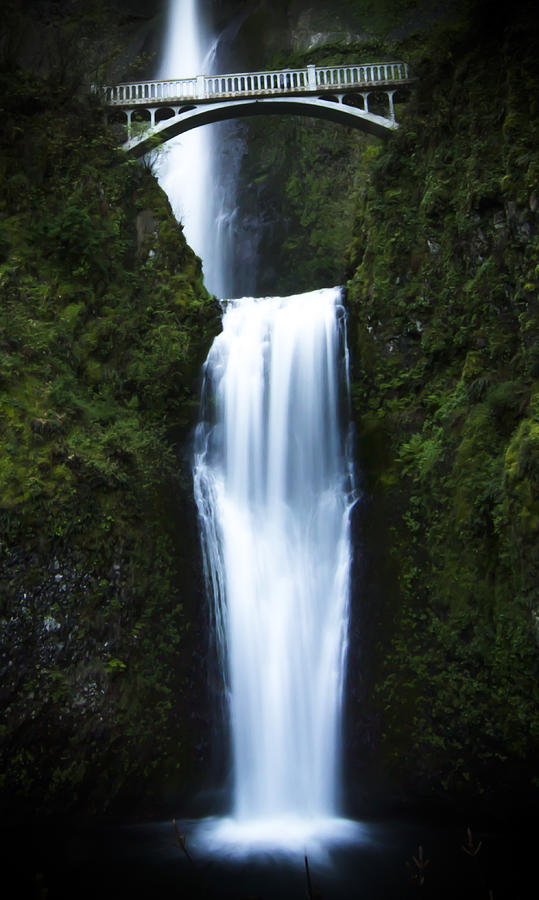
[156,0,360,857]
[193,287,358,853]
[156,0,234,296]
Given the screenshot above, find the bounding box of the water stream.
[156,0,237,297]
[158,0,358,857]
[192,288,358,853]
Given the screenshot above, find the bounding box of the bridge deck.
[103,62,410,107]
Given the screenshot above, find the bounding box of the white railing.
[104,62,409,106]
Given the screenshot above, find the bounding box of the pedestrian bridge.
[101,61,411,156]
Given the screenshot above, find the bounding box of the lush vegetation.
[232,115,365,296]
[345,2,539,805]
[229,0,431,296]
[0,6,219,816]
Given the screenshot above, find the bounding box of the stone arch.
[106,108,129,140]
[366,91,393,118]
[131,108,152,124]
[341,93,366,110]
[155,106,175,123]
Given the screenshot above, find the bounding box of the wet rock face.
[0,516,213,818]
[1,547,128,717]
[289,8,368,51]
[1,548,116,814]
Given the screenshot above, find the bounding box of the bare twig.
[461,825,482,858]
[172,818,194,865]
[406,844,430,887]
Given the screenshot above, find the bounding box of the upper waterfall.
[156,0,229,296]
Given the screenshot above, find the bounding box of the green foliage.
[236,113,369,296]
[346,7,539,798]
[0,44,218,816]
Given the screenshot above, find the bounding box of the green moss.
[346,4,539,800]
[0,39,219,816]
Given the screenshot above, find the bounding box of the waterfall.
[156,0,230,296]
[155,0,359,856]
[193,287,357,850]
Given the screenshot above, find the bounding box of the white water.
[157,0,231,296]
[156,0,359,857]
[193,287,357,853]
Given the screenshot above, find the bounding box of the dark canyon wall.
[344,2,539,811]
[0,0,220,818]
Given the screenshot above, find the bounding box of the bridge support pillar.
[126,109,133,138]
[386,90,396,122]
[360,92,370,112]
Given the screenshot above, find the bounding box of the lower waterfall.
[193,286,358,853]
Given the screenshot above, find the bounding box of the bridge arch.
[121,94,401,158]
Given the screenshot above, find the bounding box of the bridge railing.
[103,62,409,106]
